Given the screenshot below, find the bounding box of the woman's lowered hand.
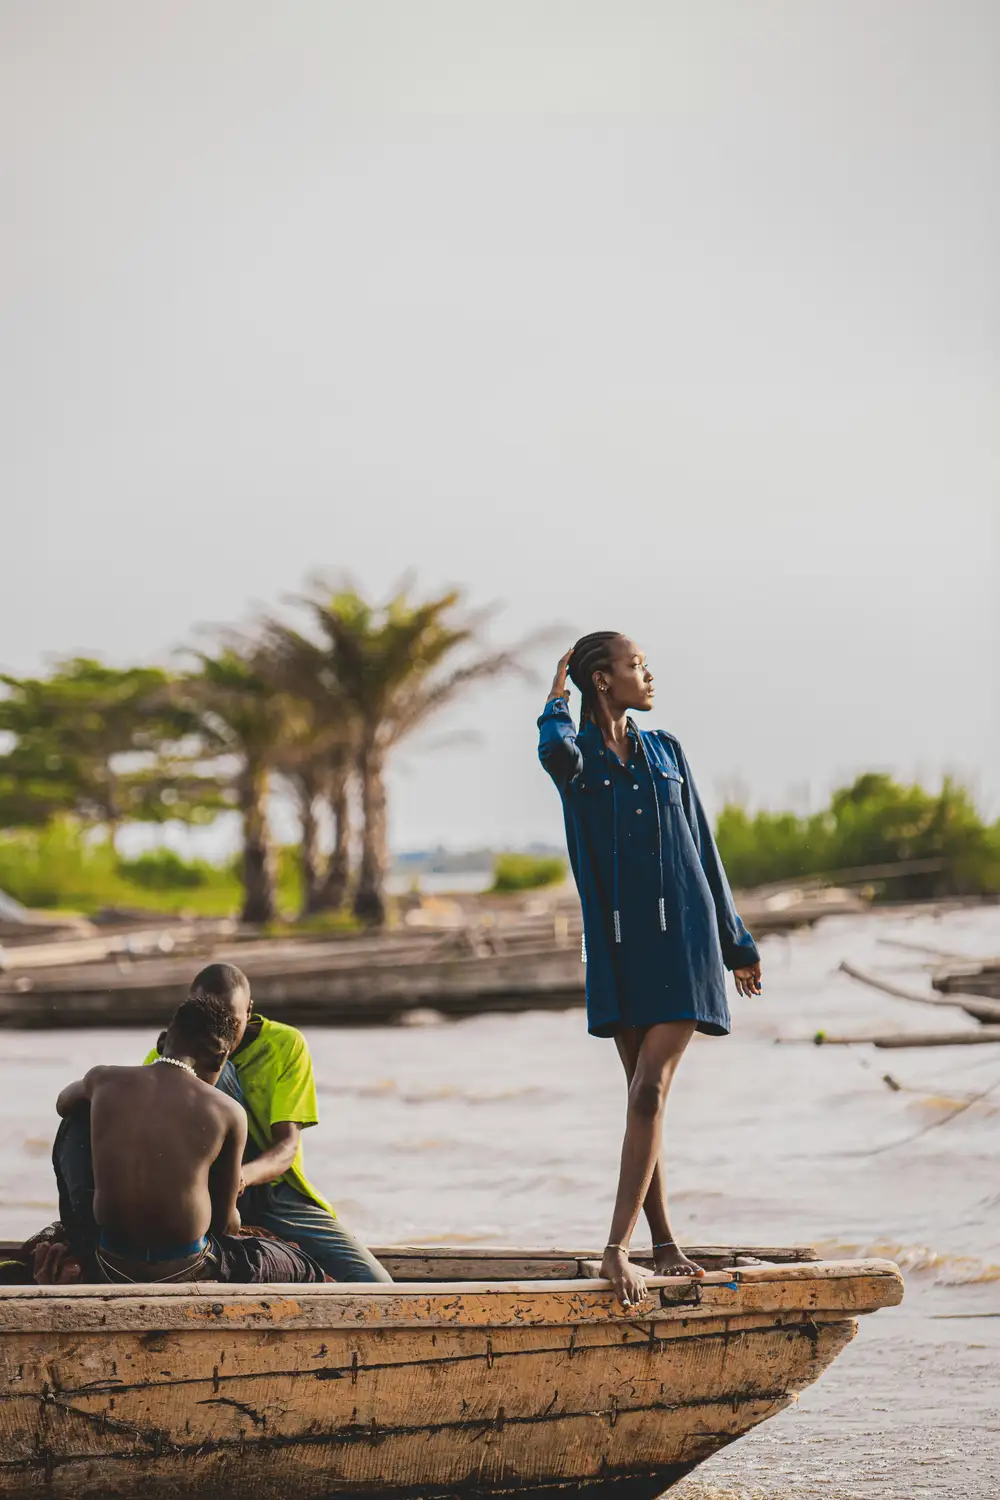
[548,648,574,703]
[734,962,762,998]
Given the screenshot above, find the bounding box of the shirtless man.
[148,964,390,1283]
[55,993,325,1284]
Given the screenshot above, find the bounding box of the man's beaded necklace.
[154,1055,197,1078]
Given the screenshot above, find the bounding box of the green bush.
[714,805,831,890]
[0,820,302,917]
[118,848,214,890]
[0,820,125,911]
[491,852,567,893]
[715,774,1000,898]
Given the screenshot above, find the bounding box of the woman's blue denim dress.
[538,698,759,1037]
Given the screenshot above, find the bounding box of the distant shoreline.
[392,846,564,879]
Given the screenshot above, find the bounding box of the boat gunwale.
[0,1256,904,1326]
[372,1243,821,1260]
[0,1241,821,1264]
[0,1256,899,1299]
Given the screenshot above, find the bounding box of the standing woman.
[538,633,762,1307]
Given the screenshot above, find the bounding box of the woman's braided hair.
[567,631,622,725]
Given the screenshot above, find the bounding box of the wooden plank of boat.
[0,1251,902,1500]
[372,1243,821,1281]
[933,959,1000,1003]
[0,920,240,972]
[0,1242,820,1279]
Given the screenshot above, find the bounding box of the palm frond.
[386,647,532,744]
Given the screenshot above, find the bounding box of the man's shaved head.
[189,963,250,1006]
[187,963,253,1049]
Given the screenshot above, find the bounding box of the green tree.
[294,583,527,925]
[0,739,78,829]
[0,659,213,844]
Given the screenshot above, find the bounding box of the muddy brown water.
[1,906,998,1497]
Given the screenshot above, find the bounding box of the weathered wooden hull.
[0,944,586,1029]
[0,1253,902,1499]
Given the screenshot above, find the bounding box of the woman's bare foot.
[653,1242,705,1279]
[600,1245,650,1307]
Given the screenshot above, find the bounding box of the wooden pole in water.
[814,1027,1000,1048]
[838,961,1000,1022]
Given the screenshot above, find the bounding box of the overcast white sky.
[2,1,997,855]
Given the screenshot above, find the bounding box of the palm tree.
[294,583,528,926]
[257,624,357,917]
[180,648,290,925]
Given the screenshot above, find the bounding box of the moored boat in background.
[0,886,865,1030]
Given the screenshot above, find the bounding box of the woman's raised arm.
[537,648,583,787]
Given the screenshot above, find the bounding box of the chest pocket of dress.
[573,774,613,815]
[575,774,614,798]
[654,767,685,807]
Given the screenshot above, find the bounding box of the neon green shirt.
[143,1016,333,1213]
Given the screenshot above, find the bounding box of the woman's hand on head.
[733,962,762,998]
[548,648,574,703]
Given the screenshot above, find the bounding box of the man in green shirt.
[147,963,391,1283]
[54,963,390,1283]
[55,994,328,1285]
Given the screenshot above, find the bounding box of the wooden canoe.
[0,889,865,1031]
[0,1245,903,1500]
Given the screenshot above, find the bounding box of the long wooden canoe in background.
[0,1245,903,1499]
[0,886,865,1030]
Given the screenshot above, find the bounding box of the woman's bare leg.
[614,1028,704,1279]
[600,1021,701,1305]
